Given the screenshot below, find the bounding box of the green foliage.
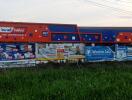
[0,62,132,100]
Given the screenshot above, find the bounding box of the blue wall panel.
[52,34,80,42]
[81,34,101,42]
[48,25,78,32]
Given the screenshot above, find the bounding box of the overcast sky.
[0,0,132,26]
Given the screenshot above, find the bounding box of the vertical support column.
[115,44,118,60]
[35,43,38,59]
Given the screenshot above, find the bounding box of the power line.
[84,0,132,19]
[98,0,132,8]
[116,0,132,4]
[87,0,132,13]
[85,0,132,16]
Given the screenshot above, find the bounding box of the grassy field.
[0,62,132,100]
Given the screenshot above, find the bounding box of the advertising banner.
[36,43,85,60]
[127,46,132,60]
[116,45,132,61]
[115,45,127,61]
[85,46,115,61]
[0,43,35,61]
[0,59,36,68]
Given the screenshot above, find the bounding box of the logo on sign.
[0,27,13,33]
[0,27,25,33]
[91,50,111,54]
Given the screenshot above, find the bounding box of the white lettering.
[91,50,111,54]
[0,27,25,33]
[0,27,13,33]
[13,28,25,33]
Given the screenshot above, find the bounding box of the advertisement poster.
[116,45,132,61]
[0,43,35,61]
[85,46,115,61]
[36,43,84,60]
[127,46,132,60]
[115,45,127,61]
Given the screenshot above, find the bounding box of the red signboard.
[0,22,51,42]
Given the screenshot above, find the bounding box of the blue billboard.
[85,46,115,61]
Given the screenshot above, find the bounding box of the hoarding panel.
[116,45,132,61]
[36,43,85,60]
[0,43,35,61]
[85,46,115,61]
[127,46,132,60]
[115,45,127,61]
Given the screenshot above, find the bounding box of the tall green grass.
[0,62,132,100]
